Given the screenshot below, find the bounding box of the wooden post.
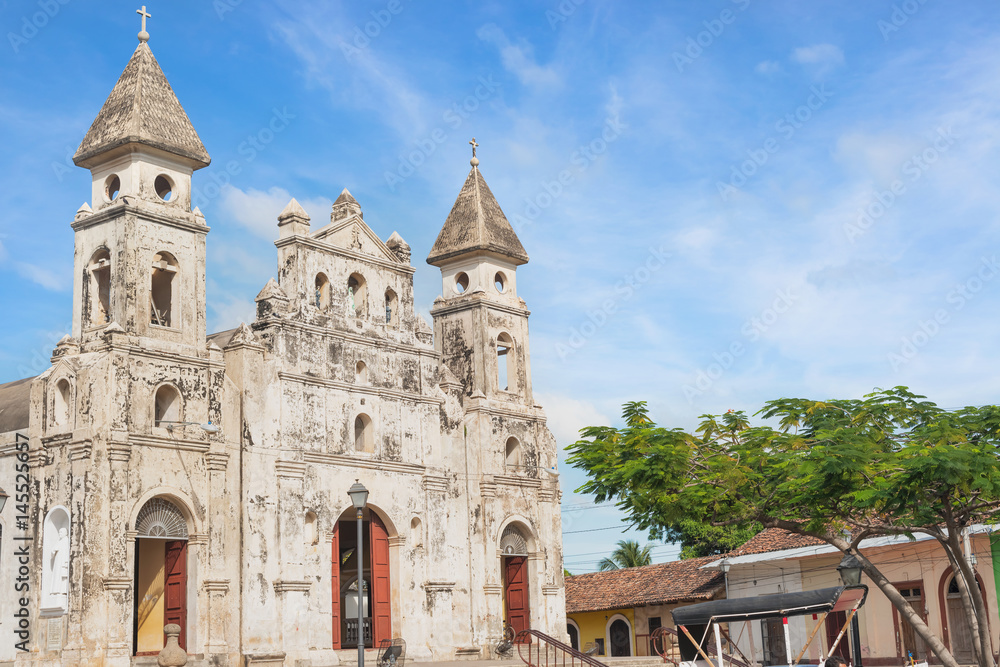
[792,612,828,667]
[827,604,861,661]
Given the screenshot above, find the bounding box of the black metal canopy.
[671,585,867,626]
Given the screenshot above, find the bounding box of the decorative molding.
[103,577,132,591]
[40,432,73,446]
[130,434,210,453]
[538,488,556,504]
[203,579,230,593]
[388,536,405,548]
[124,531,139,541]
[483,584,503,595]
[273,580,311,594]
[302,451,425,476]
[276,235,416,276]
[423,581,456,593]
[494,475,542,490]
[542,585,561,596]
[275,460,307,479]
[279,371,444,407]
[480,481,497,498]
[187,533,209,546]
[455,646,482,657]
[28,449,52,467]
[422,474,449,494]
[107,443,131,463]
[205,452,230,471]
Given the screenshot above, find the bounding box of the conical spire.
[73,42,210,169]
[427,165,528,267]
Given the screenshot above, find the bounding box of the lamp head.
[837,552,863,586]
[0,486,7,513]
[719,557,732,574]
[348,480,369,510]
[200,422,220,434]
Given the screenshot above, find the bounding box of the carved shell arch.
[500,524,528,556]
[135,497,189,539]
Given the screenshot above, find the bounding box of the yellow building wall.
[135,539,166,653]
[568,608,636,656]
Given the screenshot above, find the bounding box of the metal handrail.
[514,629,607,667]
[650,626,751,667]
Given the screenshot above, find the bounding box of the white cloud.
[755,60,782,75]
[0,239,68,291]
[476,23,561,89]
[218,186,332,240]
[791,44,845,76]
[535,392,611,450]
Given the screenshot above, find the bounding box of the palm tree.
[597,540,653,571]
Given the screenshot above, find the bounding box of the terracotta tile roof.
[427,165,529,267]
[728,528,826,556]
[565,556,724,614]
[0,376,35,433]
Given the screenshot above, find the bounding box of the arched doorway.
[945,574,977,663]
[133,497,189,655]
[501,524,530,639]
[332,508,392,649]
[567,620,581,651]
[607,615,632,656]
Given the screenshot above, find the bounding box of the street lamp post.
[348,480,370,667]
[837,553,864,667]
[719,557,732,598]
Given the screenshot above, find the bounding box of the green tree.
[669,518,761,559]
[598,539,654,571]
[566,389,1000,667]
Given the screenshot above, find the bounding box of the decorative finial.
[469,138,479,167]
[137,6,151,43]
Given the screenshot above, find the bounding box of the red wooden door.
[370,514,392,644]
[504,556,530,639]
[163,540,187,650]
[825,611,850,661]
[331,522,342,649]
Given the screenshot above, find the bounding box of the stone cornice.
[430,297,530,319]
[275,460,308,479]
[103,577,132,591]
[279,372,444,406]
[129,434,210,453]
[493,474,542,490]
[205,452,230,471]
[203,579,230,593]
[71,202,209,236]
[422,474,449,494]
[275,235,416,276]
[423,581,456,593]
[302,451,425,476]
[542,585,561,596]
[268,319,438,360]
[273,580,312,593]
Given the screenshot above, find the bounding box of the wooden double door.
[504,556,530,639]
[134,539,187,655]
[331,513,392,649]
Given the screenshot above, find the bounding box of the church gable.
[312,217,402,264]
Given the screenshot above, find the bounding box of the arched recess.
[354,413,374,452]
[505,436,522,473]
[384,289,399,326]
[347,273,368,318]
[496,332,516,393]
[567,618,582,651]
[150,251,179,327]
[937,566,989,661]
[316,273,332,310]
[132,495,194,655]
[154,384,183,428]
[331,503,398,650]
[606,613,634,657]
[42,506,71,612]
[87,248,112,327]
[53,377,72,429]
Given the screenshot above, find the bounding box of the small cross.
[469,138,479,159]
[137,6,151,42]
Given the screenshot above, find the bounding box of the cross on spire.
[469,138,480,167]
[137,6,151,43]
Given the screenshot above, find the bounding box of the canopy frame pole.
[745,620,759,667]
[791,611,828,667]
[678,625,717,667]
[721,624,754,667]
[826,603,861,663]
[782,618,792,667]
[714,623,726,667]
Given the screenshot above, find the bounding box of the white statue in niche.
[42,507,71,612]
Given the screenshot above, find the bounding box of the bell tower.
[70,25,211,353]
[428,143,534,407]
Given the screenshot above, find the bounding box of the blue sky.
[2,1,1000,572]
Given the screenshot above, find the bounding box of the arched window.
[88,249,111,326]
[315,273,331,310]
[151,252,179,327]
[54,378,71,428]
[135,497,188,538]
[384,289,398,326]
[411,517,423,548]
[455,272,469,294]
[505,437,522,472]
[305,511,319,545]
[500,524,528,556]
[496,332,515,393]
[347,273,367,318]
[355,361,369,385]
[354,413,373,452]
[154,385,182,427]
[567,621,581,651]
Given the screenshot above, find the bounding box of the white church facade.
[0,26,565,667]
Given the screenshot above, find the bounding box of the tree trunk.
[942,529,994,667]
[838,544,962,667]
